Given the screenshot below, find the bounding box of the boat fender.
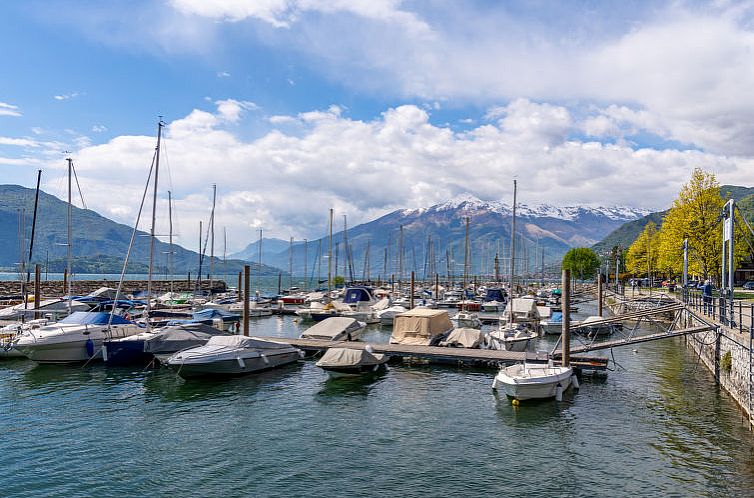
[571,375,580,390]
[236,356,246,369]
[298,350,306,358]
[85,338,94,357]
[261,354,269,364]
[365,344,374,353]
[555,383,563,401]
[102,345,108,362]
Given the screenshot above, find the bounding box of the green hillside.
[0,185,283,275]
[593,184,754,253]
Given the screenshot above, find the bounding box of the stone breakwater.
[0,279,227,298]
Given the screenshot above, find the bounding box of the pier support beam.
[562,269,571,368]
[237,271,242,302]
[597,274,603,317]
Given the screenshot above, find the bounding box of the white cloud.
[53,92,81,101]
[214,99,259,122]
[0,102,21,117]
[217,71,231,78]
[57,99,752,253]
[92,125,108,133]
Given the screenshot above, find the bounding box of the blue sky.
[1,1,753,250]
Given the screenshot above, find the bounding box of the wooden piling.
[597,274,603,317]
[63,268,68,297]
[562,269,571,368]
[243,265,250,336]
[237,271,242,302]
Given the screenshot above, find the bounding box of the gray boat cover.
[439,327,485,348]
[390,308,453,346]
[315,347,387,368]
[205,335,294,349]
[300,317,364,340]
[143,323,226,353]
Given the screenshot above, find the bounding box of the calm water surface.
[3,302,754,497]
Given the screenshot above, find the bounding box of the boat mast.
[463,216,470,290]
[258,228,262,297]
[223,227,227,285]
[509,180,517,326]
[146,120,162,331]
[328,208,333,298]
[289,236,294,291]
[209,183,216,288]
[168,190,174,294]
[23,170,42,313]
[66,156,73,315]
[303,239,308,291]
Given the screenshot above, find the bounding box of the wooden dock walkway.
[252,336,609,370]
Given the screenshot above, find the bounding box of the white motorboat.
[487,324,538,352]
[377,305,408,326]
[492,362,576,401]
[315,346,388,377]
[575,316,621,337]
[167,335,301,378]
[299,317,366,341]
[13,312,143,363]
[1,319,50,359]
[451,310,482,329]
[0,298,90,321]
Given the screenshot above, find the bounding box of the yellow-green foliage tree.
[626,221,659,276]
[656,168,747,280]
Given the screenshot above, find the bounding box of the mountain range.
[233,193,650,279]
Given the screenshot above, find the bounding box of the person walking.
[702,279,713,315]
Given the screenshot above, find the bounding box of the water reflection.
[316,370,388,398]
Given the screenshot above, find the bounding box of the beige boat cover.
[300,317,363,340]
[315,347,387,367]
[503,298,540,320]
[390,308,453,345]
[439,327,485,348]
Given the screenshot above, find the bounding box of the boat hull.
[492,366,573,400]
[173,350,300,379]
[321,363,387,378]
[103,340,152,366]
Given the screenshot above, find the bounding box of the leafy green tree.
[562,247,601,280]
[656,168,747,281]
[626,221,659,276]
[332,275,345,287]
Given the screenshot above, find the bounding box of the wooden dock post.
[63,268,68,297]
[410,271,415,309]
[435,273,439,302]
[34,264,41,318]
[562,269,571,368]
[597,273,603,317]
[243,265,250,336]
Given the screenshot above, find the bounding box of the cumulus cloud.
[55,99,752,253]
[0,102,21,117]
[53,92,81,101]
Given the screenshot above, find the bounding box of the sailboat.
[14,157,143,363]
[487,180,538,352]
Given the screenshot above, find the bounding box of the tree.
[626,221,659,276]
[562,247,601,280]
[656,168,747,281]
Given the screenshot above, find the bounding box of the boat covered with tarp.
[389,308,453,346]
[439,327,486,348]
[315,346,388,376]
[299,317,365,341]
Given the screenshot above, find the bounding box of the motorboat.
[0,319,50,359]
[575,316,622,337]
[0,298,90,321]
[487,324,538,352]
[492,362,576,401]
[103,322,228,366]
[451,310,482,329]
[13,311,143,363]
[166,335,302,378]
[299,317,366,341]
[389,308,453,346]
[315,346,388,377]
[439,327,486,348]
[541,311,583,335]
[377,305,408,326]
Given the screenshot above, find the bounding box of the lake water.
[2,301,754,497]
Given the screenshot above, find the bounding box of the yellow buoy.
[512,399,520,406]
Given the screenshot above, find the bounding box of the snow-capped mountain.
[245,193,651,277]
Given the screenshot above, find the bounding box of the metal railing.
[682,288,754,335]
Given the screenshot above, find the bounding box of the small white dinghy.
[492,362,577,401]
[167,335,302,379]
[315,346,388,377]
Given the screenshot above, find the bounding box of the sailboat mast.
[303,239,308,291]
[168,190,174,294]
[289,236,294,290]
[328,208,333,297]
[146,120,162,328]
[258,228,262,296]
[223,227,227,284]
[509,180,517,325]
[66,156,73,314]
[463,216,470,290]
[209,184,216,286]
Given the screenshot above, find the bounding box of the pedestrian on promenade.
[702,279,713,314]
